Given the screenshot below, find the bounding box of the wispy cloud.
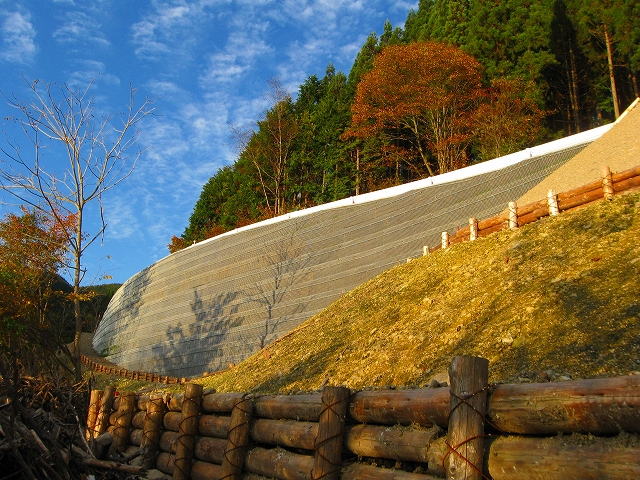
[0,10,36,64]
[53,11,110,47]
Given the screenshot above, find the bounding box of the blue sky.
[0,0,416,285]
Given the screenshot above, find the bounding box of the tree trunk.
[604,26,620,119]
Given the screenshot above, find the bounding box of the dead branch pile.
[0,375,159,480]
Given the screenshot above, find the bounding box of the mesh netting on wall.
[93,137,597,377]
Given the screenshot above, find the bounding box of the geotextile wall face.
[93,127,609,378]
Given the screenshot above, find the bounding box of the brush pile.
[0,375,148,480]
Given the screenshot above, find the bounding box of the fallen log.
[250,418,318,450]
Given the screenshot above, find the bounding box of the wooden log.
[245,446,314,480]
[95,385,116,437]
[557,178,601,201]
[168,393,184,412]
[131,410,145,429]
[486,434,640,480]
[129,428,142,446]
[313,386,350,480]
[477,221,506,238]
[547,189,559,216]
[488,374,640,435]
[159,453,225,480]
[110,392,136,457]
[159,431,179,453]
[478,211,509,231]
[344,424,441,463]
[86,390,102,441]
[342,463,443,480]
[423,245,431,256]
[349,387,450,428]
[198,413,231,438]
[441,232,449,249]
[613,172,640,194]
[447,356,489,480]
[201,392,245,413]
[508,202,518,229]
[194,436,227,465]
[174,383,203,480]
[557,186,602,211]
[602,165,615,200]
[141,394,167,470]
[250,418,318,450]
[221,394,254,480]
[517,206,549,226]
[612,164,640,182]
[254,393,322,421]
[454,225,470,240]
[469,218,478,241]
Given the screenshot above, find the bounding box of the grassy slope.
[198,193,640,394]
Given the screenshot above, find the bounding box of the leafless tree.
[0,77,154,380]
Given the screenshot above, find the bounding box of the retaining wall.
[93,126,609,378]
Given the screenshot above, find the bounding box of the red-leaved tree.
[345,42,484,175]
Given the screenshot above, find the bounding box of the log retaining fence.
[431,164,640,254]
[86,356,640,479]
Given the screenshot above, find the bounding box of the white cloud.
[53,11,110,47]
[67,60,120,90]
[0,10,36,64]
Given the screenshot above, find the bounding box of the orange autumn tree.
[345,42,484,176]
[0,208,73,373]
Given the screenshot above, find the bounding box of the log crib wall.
[86,356,640,480]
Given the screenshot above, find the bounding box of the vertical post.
[423,246,430,256]
[442,232,449,249]
[508,201,518,229]
[547,189,559,216]
[468,218,478,241]
[95,385,116,437]
[446,356,489,480]
[313,386,350,480]
[173,383,203,480]
[86,389,103,441]
[221,395,254,480]
[110,392,136,457]
[602,165,615,200]
[141,394,168,470]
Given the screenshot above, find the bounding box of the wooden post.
[313,386,350,480]
[446,356,489,480]
[508,202,518,229]
[221,395,255,480]
[86,389,103,441]
[469,218,478,241]
[110,392,136,457]
[95,385,116,437]
[141,394,167,470]
[442,232,449,249]
[173,383,203,480]
[547,189,559,216]
[423,246,430,256]
[602,165,615,200]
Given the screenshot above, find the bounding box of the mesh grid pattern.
[93,141,592,377]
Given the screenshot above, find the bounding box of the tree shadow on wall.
[151,289,243,378]
[246,219,312,352]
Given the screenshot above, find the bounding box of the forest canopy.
[170,0,639,251]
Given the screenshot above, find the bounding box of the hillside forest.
[169,0,640,251]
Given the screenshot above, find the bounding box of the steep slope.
[202,192,640,394]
